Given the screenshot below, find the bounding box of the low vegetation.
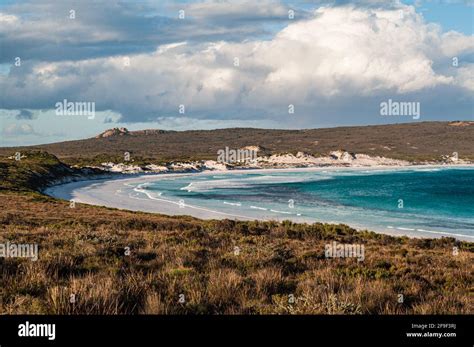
[0,152,472,314]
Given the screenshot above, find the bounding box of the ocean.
[127,166,474,239]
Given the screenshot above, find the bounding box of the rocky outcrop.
[329,150,356,162]
[95,127,130,138]
[95,128,173,138]
[448,121,474,127]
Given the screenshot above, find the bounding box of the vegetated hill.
[1,121,473,166]
[0,151,74,191]
[0,151,102,192]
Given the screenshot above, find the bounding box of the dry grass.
[0,192,472,315]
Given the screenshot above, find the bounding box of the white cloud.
[0,13,19,26]
[2,123,35,136]
[252,6,454,97]
[440,31,474,57]
[1,5,472,125]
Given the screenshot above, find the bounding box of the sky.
[0,0,473,146]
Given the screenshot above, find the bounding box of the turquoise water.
[132,167,474,239]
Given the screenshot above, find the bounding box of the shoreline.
[42,161,474,189]
[44,164,474,242]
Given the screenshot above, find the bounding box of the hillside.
[1,121,473,166]
[0,151,102,192]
